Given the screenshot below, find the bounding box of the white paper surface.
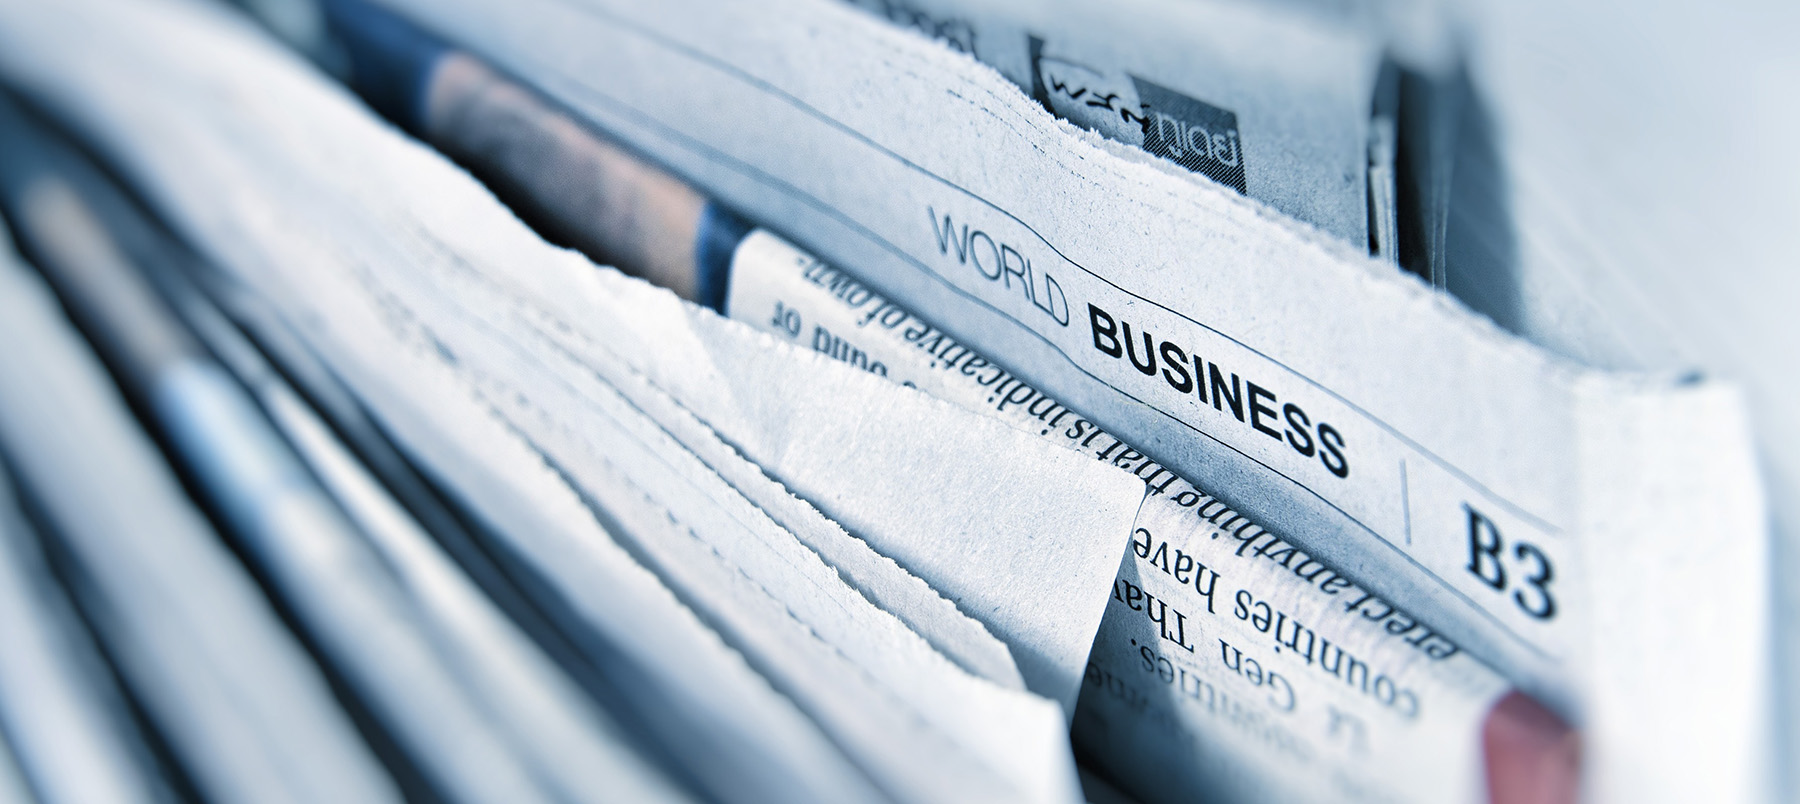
[369,2,1770,798]
[557,275,1144,712]
[361,256,1085,802]
[509,308,1030,694]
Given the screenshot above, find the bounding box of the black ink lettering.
[1282,403,1315,457]
[1318,423,1350,478]
[1513,542,1557,620]
[1209,364,1244,421]
[1160,342,1193,393]
[1089,304,1121,358]
[1465,506,1507,591]
[1247,382,1282,439]
[1122,321,1157,376]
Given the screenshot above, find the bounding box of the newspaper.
[727,229,1522,803]
[840,0,1385,252]
[0,0,1150,800]
[373,0,1772,800]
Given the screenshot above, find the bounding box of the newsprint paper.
[373,0,1771,801]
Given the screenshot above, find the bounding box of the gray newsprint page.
[384,0,1764,801]
[837,0,1385,252]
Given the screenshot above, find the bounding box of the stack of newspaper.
[0,0,1778,802]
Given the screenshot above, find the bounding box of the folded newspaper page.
[725,229,1572,804]
[0,1,1151,801]
[370,0,1771,801]
[555,272,1143,712]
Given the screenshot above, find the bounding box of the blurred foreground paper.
[0,352,165,804]
[0,214,398,804]
[0,0,1150,801]
[0,96,699,803]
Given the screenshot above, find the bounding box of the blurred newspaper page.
[377,0,1768,801]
